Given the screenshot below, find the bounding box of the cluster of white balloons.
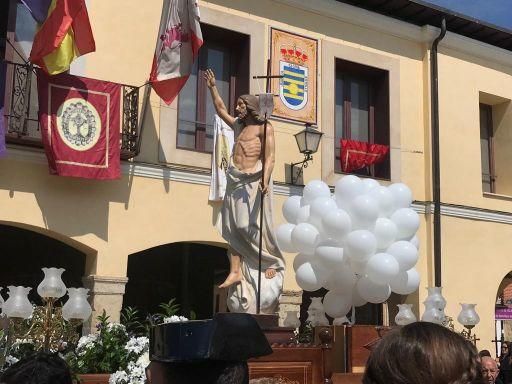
[276,175,421,319]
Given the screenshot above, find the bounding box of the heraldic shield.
[279,61,308,111]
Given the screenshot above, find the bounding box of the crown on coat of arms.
[280,45,308,65]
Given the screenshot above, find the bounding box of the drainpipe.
[430,18,447,287]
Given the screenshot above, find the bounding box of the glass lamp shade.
[395,304,417,326]
[283,310,301,329]
[457,303,480,327]
[37,267,67,299]
[294,125,323,155]
[421,301,446,324]
[424,286,447,310]
[62,288,92,321]
[3,286,33,319]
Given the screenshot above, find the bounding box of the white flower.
[126,361,147,384]
[76,333,99,355]
[136,352,150,369]
[109,370,128,384]
[107,323,126,332]
[5,355,19,366]
[163,315,188,323]
[125,337,149,355]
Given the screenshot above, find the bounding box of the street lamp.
[290,123,323,185]
[457,303,480,344]
[2,267,92,352]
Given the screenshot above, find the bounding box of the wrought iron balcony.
[3,61,143,160]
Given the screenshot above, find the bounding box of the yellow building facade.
[1,0,512,353]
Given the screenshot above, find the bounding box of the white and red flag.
[150,0,203,104]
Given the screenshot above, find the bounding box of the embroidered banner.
[37,70,121,179]
[270,28,317,124]
[340,139,389,173]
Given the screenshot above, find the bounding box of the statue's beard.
[237,109,247,120]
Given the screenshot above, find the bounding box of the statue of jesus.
[205,69,285,314]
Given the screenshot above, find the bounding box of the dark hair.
[0,352,73,384]
[150,360,248,384]
[363,322,484,384]
[239,94,265,124]
[479,349,492,358]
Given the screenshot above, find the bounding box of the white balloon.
[291,223,320,254]
[387,241,419,271]
[374,218,397,250]
[322,209,352,240]
[303,180,331,204]
[315,245,345,269]
[309,197,337,230]
[349,259,368,275]
[391,208,420,240]
[365,253,400,284]
[296,205,311,224]
[325,265,357,292]
[388,183,413,209]
[349,195,379,229]
[368,186,395,217]
[409,234,420,249]
[293,253,313,272]
[362,178,380,194]
[276,223,297,253]
[390,268,420,295]
[345,230,377,262]
[352,285,368,307]
[335,175,364,208]
[295,261,329,291]
[282,195,302,224]
[356,276,391,304]
[323,290,352,318]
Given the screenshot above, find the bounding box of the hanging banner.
[270,28,317,124]
[37,70,121,179]
[340,139,389,173]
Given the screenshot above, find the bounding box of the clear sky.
[423,0,512,30]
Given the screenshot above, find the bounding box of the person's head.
[237,95,264,124]
[0,352,73,384]
[501,342,510,357]
[481,356,499,384]
[363,322,484,384]
[479,350,492,358]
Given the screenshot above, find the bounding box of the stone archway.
[0,224,87,305]
[123,242,229,320]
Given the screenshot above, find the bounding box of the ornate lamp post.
[290,123,323,185]
[2,267,92,352]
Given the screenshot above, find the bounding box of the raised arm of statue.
[204,69,236,128]
[260,122,276,195]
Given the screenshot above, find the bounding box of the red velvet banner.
[37,70,121,179]
[340,139,389,173]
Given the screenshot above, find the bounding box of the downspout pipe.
[430,18,447,287]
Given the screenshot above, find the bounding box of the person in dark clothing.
[499,342,512,384]
[0,352,73,384]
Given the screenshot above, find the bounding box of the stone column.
[278,289,302,326]
[82,275,128,334]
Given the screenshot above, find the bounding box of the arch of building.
[123,241,229,321]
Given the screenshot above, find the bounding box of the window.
[334,59,390,179]
[177,24,249,153]
[480,103,495,193]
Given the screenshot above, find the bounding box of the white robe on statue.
[209,115,234,201]
[217,155,286,314]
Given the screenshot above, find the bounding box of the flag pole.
[256,59,272,315]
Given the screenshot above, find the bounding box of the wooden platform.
[333,373,364,384]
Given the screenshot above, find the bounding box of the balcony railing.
[3,61,143,159]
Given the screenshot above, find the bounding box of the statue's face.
[235,98,248,120]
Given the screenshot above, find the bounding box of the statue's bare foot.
[219,271,242,288]
[265,268,276,279]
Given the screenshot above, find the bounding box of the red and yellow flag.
[29,0,95,75]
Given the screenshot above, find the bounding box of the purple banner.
[495,307,512,320]
[0,61,6,156]
[21,0,52,24]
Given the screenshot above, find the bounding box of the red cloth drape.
[340,139,389,173]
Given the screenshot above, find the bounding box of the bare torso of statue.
[232,124,262,173]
